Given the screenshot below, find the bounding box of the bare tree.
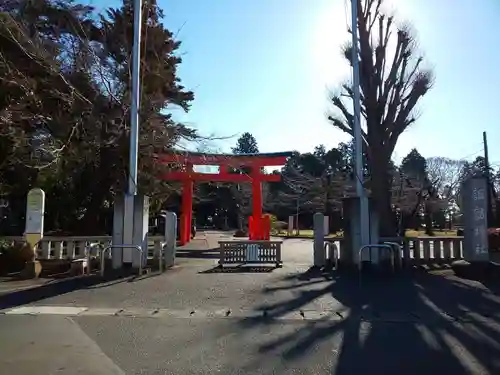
[276,164,353,219]
[427,157,465,207]
[493,169,500,197]
[429,158,467,227]
[328,0,434,235]
[391,170,422,213]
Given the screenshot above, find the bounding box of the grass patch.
[274,230,342,238]
[405,230,457,237]
[275,229,458,238]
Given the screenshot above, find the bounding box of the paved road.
[2,309,500,375]
[1,233,500,374]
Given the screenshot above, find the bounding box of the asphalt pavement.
[2,310,499,375]
[1,234,500,374]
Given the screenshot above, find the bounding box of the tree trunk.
[496,199,500,227]
[80,192,105,234]
[80,141,117,235]
[370,152,397,237]
[424,204,434,236]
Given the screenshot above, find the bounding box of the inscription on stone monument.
[463,177,489,261]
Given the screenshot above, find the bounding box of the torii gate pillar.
[180,176,194,246]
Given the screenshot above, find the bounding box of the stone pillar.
[111,195,124,269]
[313,212,325,267]
[342,197,378,266]
[341,198,358,266]
[112,194,149,271]
[132,195,149,270]
[368,204,381,265]
[164,212,177,268]
[22,188,45,278]
[288,216,294,236]
[462,176,489,262]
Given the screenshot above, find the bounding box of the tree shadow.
[0,270,166,310]
[238,267,500,374]
[451,261,500,296]
[175,247,221,259]
[200,265,277,274]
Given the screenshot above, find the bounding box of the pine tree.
[0,0,198,234]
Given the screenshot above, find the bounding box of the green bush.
[0,240,31,274]
[271,221,287,234]
[0,239,12,254]
[264,214,287,234]
[489,228,500,252]
[234,229,248,237]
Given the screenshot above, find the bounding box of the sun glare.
[310,1,351,88]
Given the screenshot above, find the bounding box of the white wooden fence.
[0,235,464,266]
[0,236,166,260]
[325,236,464,266]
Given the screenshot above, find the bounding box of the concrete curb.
[1,305,489,324]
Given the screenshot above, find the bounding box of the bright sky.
[89,0,500,167]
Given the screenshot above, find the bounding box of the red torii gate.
[159,151,292,245]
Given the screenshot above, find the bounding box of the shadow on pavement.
[200,265,277,274]
[175,247,221,259]
[451,261,500,295]
[0,271,160,310]
[238,267,500,375]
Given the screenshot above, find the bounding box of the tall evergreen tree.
[0,0,197,234]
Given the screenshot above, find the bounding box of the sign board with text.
[462,177,489,262]
[245,243,260,262]
[24,188,45,247]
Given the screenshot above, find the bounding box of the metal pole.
[483,131,492,225]
[483,131,490,172]
[351,0,363,200]
[128,0,143,196]
[296,198,299,235]
[351,0,370,247]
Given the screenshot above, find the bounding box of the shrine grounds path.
[1,231,500,375]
